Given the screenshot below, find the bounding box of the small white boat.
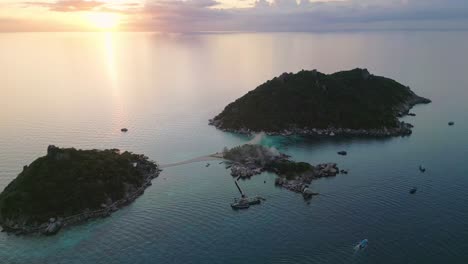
[355,239,368,250]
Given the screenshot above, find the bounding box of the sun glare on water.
[87,12,120,30]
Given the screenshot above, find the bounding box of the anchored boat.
[231,196,263,209]
[419,165,426,173]
[231,198,250,209]
[230,179,264,209]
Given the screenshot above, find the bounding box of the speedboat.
[355,239,368,250]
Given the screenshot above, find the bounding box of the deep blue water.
[1,31,468,263]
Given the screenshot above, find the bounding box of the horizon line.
[2,28,468,34]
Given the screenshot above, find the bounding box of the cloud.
[123,0,227,32]
[122,0,468,32]
[24,0,106,12]
[5,0,468,31]
[0,17,83,31]
[22,0,142,13]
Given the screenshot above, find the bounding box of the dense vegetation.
[212,68,430,132]
[267,160,313,179]
[223,144,314,180]
[0,146,157,225]
[223,144,279,164]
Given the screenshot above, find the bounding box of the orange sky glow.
[0,0,466,32]
[0,0,351,31]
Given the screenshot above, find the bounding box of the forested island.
[0,146,160,235]
[210,68,431,137]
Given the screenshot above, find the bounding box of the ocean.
[1,31,468,263]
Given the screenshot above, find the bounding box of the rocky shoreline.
[223,144,344,199]
[275,163,343,199]
[211,120,415,137]
[0,156,161,236]
[228,158,342,199]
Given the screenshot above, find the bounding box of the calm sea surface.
[1,32,468,263]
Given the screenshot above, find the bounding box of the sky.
[0,0,468,32]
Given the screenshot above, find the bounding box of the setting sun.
[87,12,120,30]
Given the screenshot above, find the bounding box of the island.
[222,144,342,199]
[210,68,431,137]
[0,145,160,235]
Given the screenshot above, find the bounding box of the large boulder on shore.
[44,220,62,235]
[316,163,339,177]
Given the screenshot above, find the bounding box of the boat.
[410,187,417,194]
[355,239,368,250]
[448,121,455,126]
[121,128,128,132]
[230,196,263,209]
[246,196,262,205]
[230,181,264,209]
[230,199,250,209]
[419,165,426,173]
[205,163,210,167]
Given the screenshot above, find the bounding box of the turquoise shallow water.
[1,31,468,263]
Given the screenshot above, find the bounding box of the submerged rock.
[302,188,319,199]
